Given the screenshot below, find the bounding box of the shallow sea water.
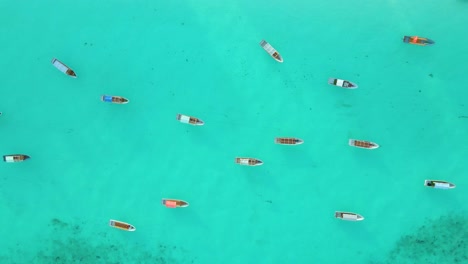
[0,0,467,263]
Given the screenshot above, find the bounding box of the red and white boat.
[109,219,136,231]
[162,199,189,208]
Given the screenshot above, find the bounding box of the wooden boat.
[51,58,77,78]
[176,114,204,126]
[275,137,304,145]
[162,199,189,208]
[403,36,435,46]
[349,139,379,149]
[235,157,263,166]
[328,78,358,89]
[101,95,129,104]
[3,154,30,163]
[260,40,283,63]
[109,219,136,231]
[424,180,456,189]
[335,211,364,221]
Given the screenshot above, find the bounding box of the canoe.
[235,157,263,166]
[3,154,30,163]
[335,211,364,221]
[176,114,204,126]
[403,36,435,46]
[101,95,129,104]
[424,180,456,189]
[275,137,304,145]
[349,139,379,149]
[328,78,358,89]
[109,219,136,231]
[260,40,283,63]
[162,199,189,208]
[51,58,77,78]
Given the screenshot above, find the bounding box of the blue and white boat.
[101,95,129,104]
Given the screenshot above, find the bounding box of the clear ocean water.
[1,0,467,263]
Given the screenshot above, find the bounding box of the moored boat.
[328,78,358,89]
[349,139,379,149]
[176,114,204,126]
[335,211,364,221]
[235,157,263,166]
[109,219,136,231]
[51,58,77,78]
[162,199,189,208]
[403,36,435,46]
[424,180,456,189]
[275,137,304,145]
[259,40,283,63]
[101,95,129,104]
[3,154,30,163]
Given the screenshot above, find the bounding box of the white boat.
[424,180,456,189]
[3,154,30,163]
[335,211,364,221]
[328,78,357,89]
[275,137,304,145]
[349,139,379,149]
[235,157,263,166]
[176,114,204,126]
[51,58,77,78]
[109,219,136,231]
[260,40,283,63]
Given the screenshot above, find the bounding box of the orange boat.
[275,137,304,145]
[348,139,379,149]
[403,36,435,46]
[109,219,136,231]
[162,199,189,208]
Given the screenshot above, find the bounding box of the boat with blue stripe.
[101,95,129,104]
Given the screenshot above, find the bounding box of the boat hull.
[335,211,364,221]
[51,58,77,78]
[177,114,204,126]
[162,199,189,208]
[3,154,30,163]
[235,157,263,166]
[275,137,304,145]
[109,219,136,231]
[424,180,456,189]
[349,139,379,149]
[328,78,358,89]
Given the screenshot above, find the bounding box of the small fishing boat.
[162,199,189,208]
[335,211,364,221]
[349,139,379,149]
[235,157,263,166]
[101,95,129,104]
[275,137,304,145]
[424,180,456,189]
[3,154,30,163]
[109,219,136,231]
[403,36,435,46]
[51,58,77,78]
[328,78,358,89]
[176,114,204,126]
[260,40,283,63]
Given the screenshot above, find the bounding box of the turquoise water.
[1,0,467,263]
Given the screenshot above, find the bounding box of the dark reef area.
[0,218,196,264]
